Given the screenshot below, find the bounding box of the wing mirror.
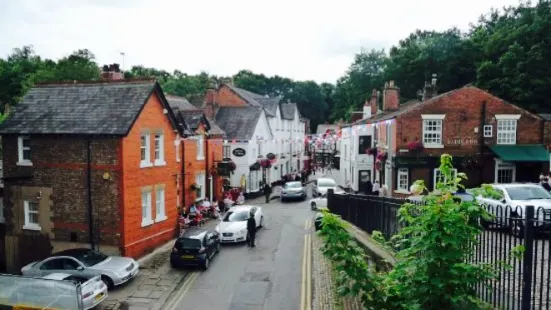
[501,199,507,204]
[77,266,84,271]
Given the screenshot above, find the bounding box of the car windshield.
[222,210,249,222]
[285,182,301,189]
[318,179,336,187]
[176,238,202,250]
[506,186,551,200]
[66,249,108,267]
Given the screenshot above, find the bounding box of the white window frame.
[421,114,445,148]
[195,173,206,200]
[495,115,520,145]
[155,186,167,222]
[140,131,152,168]
[174,139,180,162]
[433,168,458,190]
[483,125,493,138]
[153,131,166,166]
[396,168,409,194]
[23,200,41,231]
[196,135,205,160]
[141,188,153,227]
[17,136,32,166]
[258,142,263,156]
[0,198,4,223]
[494,159,516,184]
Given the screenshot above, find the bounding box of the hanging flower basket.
[267,153,276,160]
[376,151,388,162]
[250,162,261,171]
[259,158,272,168]
[190,183,199,191]
[366,147,376,155]
[375,162,382,171]
[228,161,236,171]
[407,141,424,152]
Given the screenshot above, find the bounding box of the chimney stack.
[422,74,438,101]
[362,98,372,119]
[382,81,399,111]
[204,88,217,120]
[370,89,378,116]
[100,63,124,81]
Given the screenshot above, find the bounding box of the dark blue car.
[170,228,220,270]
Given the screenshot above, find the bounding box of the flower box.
[407,141,424,152]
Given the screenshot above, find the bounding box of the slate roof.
[225,84,263,107]
[539,114,551,120]
[214,107,262,140]
[167,95,225,136]
[280,103,297,120]
[165,95,198,111]
[257,97,280,117]
[0,80,179,135]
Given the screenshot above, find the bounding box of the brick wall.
[182,137,207,207]
[2,135,121,245]
[395,86,543,156]
[213,85,247,107]
[121,92,180,258]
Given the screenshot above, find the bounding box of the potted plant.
[259,159,272,169]
[229,161,236,172]
[407,141,424,152]
[190,183,199,191]
[376,151,388,162]
[250,162,261,171]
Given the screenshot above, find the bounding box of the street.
[163,187,316,310]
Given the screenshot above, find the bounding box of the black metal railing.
[327,190,551,310]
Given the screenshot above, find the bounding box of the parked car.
[407,191,475,203]
[312,178,338,197]
[281,181,307,202]
[42,273,108,310]
[310,189,346,211]
[170,227,220,270]
[4,278,80,309]
[21,248,139,289]
[215,205,264,243]
[476,183,551,237]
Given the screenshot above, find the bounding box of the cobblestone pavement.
[98,220,219,310]
[312,227,364,310]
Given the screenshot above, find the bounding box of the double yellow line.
[165,271,199,310]
[301,220,312,310]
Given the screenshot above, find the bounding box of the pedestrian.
[264,183,272,203]
[372,180,380,196]
[247,210,257,247]
[365,180,373,195]
[542,178,551,191]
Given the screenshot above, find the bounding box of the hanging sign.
[232,148,246,157]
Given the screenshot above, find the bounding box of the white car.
[42,273,108,310]
[215,205,264,243]
[312,178,338,197]
[310,189,346,211]
[476,183,551,237]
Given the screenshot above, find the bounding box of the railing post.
[521,205,535,310]
[327,188,334,213]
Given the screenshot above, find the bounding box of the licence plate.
[181,255,194,259]
[95,293,104,301]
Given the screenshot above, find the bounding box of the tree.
[51,49,100,81]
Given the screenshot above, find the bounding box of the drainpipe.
[182,137,186,210]
[86,138,95,250]
[205,135,210,201]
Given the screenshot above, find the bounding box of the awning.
[489,144,549,162]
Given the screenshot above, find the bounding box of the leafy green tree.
[51,49,100,81]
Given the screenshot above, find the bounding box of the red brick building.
[0,80,184,272]
[350,80,548,197]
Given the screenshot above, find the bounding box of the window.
[195,173,206,199]
[197,135,205,160]
[40,258,62,270]
[17,136,32,165]
[433,168,458,189]
[397,168,409,192]
[175,139,180,162]
[141,189,153,227]
[0,198,4,223]
[422,115,445,147]
[495,160,515,183]
[155,186,166,222]
[223,145,231,159]
[140,132,152,168]
[358,135,372,154]
[497,119,517,145]
[23,200,40,230]
[258,142,263,156]
[154,132,165,166]
[483,125,493,138]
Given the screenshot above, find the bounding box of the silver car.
[281,181,307,202]
[42,273,108,310]
[21,248,139,289]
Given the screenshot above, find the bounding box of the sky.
[0,0,521,84]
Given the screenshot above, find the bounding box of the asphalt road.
[164,191,315,310]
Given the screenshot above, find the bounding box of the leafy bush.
[319,154,504,310]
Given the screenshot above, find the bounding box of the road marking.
[304,219,311,230]
[166,271,199,310]
[300,233,312,310]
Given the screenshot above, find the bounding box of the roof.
[0,81,179,135]
[165,95,199,111]
[225,84,263,107]
[280,103,297,120]
[257,97,280,117]
[489,144,549,162]
[316,124,340,134]
[539,114,551,120]
[215,107,262,140]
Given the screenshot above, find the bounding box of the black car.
[170,228,220,270]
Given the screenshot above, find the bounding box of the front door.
[359,170,370,193]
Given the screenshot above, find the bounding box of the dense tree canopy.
[1,1,551,130]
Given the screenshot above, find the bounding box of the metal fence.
[327,191,551,310]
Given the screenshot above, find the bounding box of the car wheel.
[101,275,114,290]
[311,202,317,210]
[216,243,221,253]
[281,198,286,203]
[203,257,210,270]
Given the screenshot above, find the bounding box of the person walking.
[247,210,257,247]
[264,183,272,203]
[372,180,381,196]
[365,180,373,195]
